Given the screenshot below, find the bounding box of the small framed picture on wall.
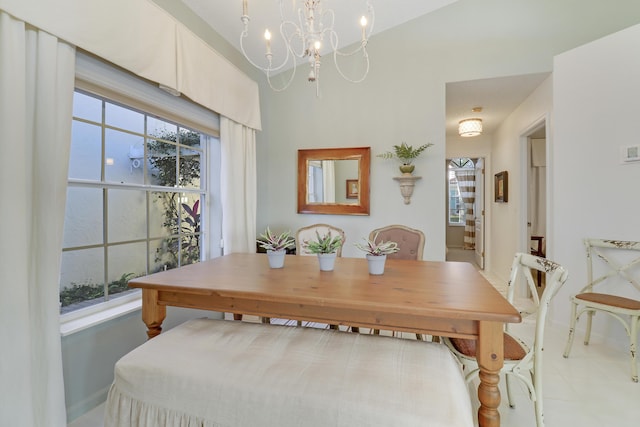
[346,179,359,199]
[494,171,508,203]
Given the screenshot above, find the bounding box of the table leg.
[141,289,166,339]
[476,321,504,427]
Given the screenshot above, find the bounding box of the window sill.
[60,294,141,337]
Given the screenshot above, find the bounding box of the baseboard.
[66,385,109,424]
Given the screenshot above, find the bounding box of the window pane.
[105,102,143,133]
[69,121,102,181]
[180,194,201,266]
[108,243,147,299]
[181,235,201,266]
[105,129,144,184]
[108,189,146,242]
[59,248,105,313]
[149,238,171,273]
[73,91,102,122]
[179,146,201,189]
[148,116,177,136]
[63,187,103,248]
[147,138,177,186]
[149,191,175,239]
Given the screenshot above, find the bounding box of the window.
[60,83,219,315]
[448,158,474,225]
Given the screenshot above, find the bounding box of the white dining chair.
[443,252,569,427]
[563,238,640,382]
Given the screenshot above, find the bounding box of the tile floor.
[69,250,640,427]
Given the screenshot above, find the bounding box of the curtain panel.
[0,0,261,130]
[455,170,476,250]
[0,11,75,426]
[220,117,257,254]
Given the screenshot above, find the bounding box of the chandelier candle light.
[240,0,374,96]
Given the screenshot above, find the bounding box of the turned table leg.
[141,289,166,339]
[476,321,504,427]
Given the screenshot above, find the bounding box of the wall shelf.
[393,175,421,204]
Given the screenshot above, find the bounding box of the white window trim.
[60,292,141,336]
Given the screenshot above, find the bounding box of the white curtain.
[220,116,257,254]
[321,160,336,203]
[0,11,75,427]
[455,170,476,250]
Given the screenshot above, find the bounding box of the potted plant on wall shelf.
[377,141,434,175]
[301,230,343,271]
[355,233,400,275]
[257,227,295,268]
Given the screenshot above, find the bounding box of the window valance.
[0,0,261,130]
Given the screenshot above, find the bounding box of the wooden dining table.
[128,253,521,427]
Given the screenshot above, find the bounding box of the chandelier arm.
[329,30,369,84]
[332,50,370,84]
[280,20,307,59]
[265,65,298,92]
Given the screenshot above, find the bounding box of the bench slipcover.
[105,318,473,427]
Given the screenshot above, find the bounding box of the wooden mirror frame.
[297,147,370,215]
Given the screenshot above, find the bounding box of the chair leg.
[563,302,578,358]
[630,315,639,383]
[584,310,594,345]
[505,373,516,409]
[533,372,545,427]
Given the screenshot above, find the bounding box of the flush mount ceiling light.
[240,0,374,97]
[458,107,483,137]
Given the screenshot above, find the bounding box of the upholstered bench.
[105,318,473,427]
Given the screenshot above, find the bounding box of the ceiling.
[181,0,458,62]
[176,1,557,138]
[446,73,550,138]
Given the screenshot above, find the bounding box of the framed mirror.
[297,147,370,215]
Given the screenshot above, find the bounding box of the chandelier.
[240,0,374,96]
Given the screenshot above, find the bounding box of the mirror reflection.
[307,159,359,205]
[297,147,370,216]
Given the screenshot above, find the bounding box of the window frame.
[61,53,221,333]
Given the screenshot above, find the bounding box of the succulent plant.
[354,232,400,256]
[257,227,295,252]
[302,230,343,254]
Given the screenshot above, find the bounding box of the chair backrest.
[582,238,640,295]
[506,253,569,371]
[369,225,425,260]
[296,224,346,256]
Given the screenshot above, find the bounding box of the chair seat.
[448,332,527,361]
[575,292,640,310]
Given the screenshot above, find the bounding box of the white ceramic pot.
[267,249,286,268]
[317,252,337,271]
[366,254,387,275]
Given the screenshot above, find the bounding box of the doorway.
[445,157,484,269]
[522,120,547,290]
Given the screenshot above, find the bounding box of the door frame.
[519,114,550,257]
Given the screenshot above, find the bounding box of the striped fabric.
[455,170,476,250]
